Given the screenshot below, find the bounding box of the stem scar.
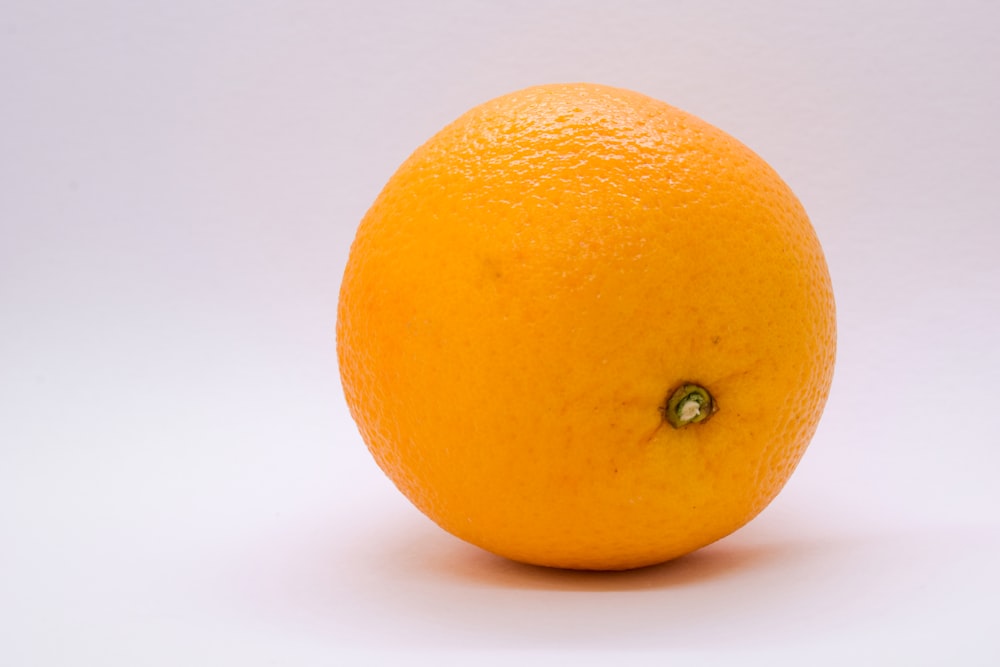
[664,383,717,429]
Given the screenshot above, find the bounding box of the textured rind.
[337,83,836,570]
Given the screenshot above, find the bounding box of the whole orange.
[337,83,835,570]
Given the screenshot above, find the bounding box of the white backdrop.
[3,1,998,664]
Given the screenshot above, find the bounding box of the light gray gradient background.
[2,1,998,664]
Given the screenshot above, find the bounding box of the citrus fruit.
[337,83,836,570]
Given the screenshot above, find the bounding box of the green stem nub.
[665,383,716,429]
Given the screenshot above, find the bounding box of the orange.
[337,83,836,570]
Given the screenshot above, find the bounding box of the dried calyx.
[665,383,716,429]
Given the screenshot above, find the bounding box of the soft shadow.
[372,524,804,592]
[220,507,957,650]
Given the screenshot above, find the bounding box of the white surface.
[2,1,999,664]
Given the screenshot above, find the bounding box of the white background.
[3,1,999,664]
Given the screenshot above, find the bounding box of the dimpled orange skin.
[337,83,836,570]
